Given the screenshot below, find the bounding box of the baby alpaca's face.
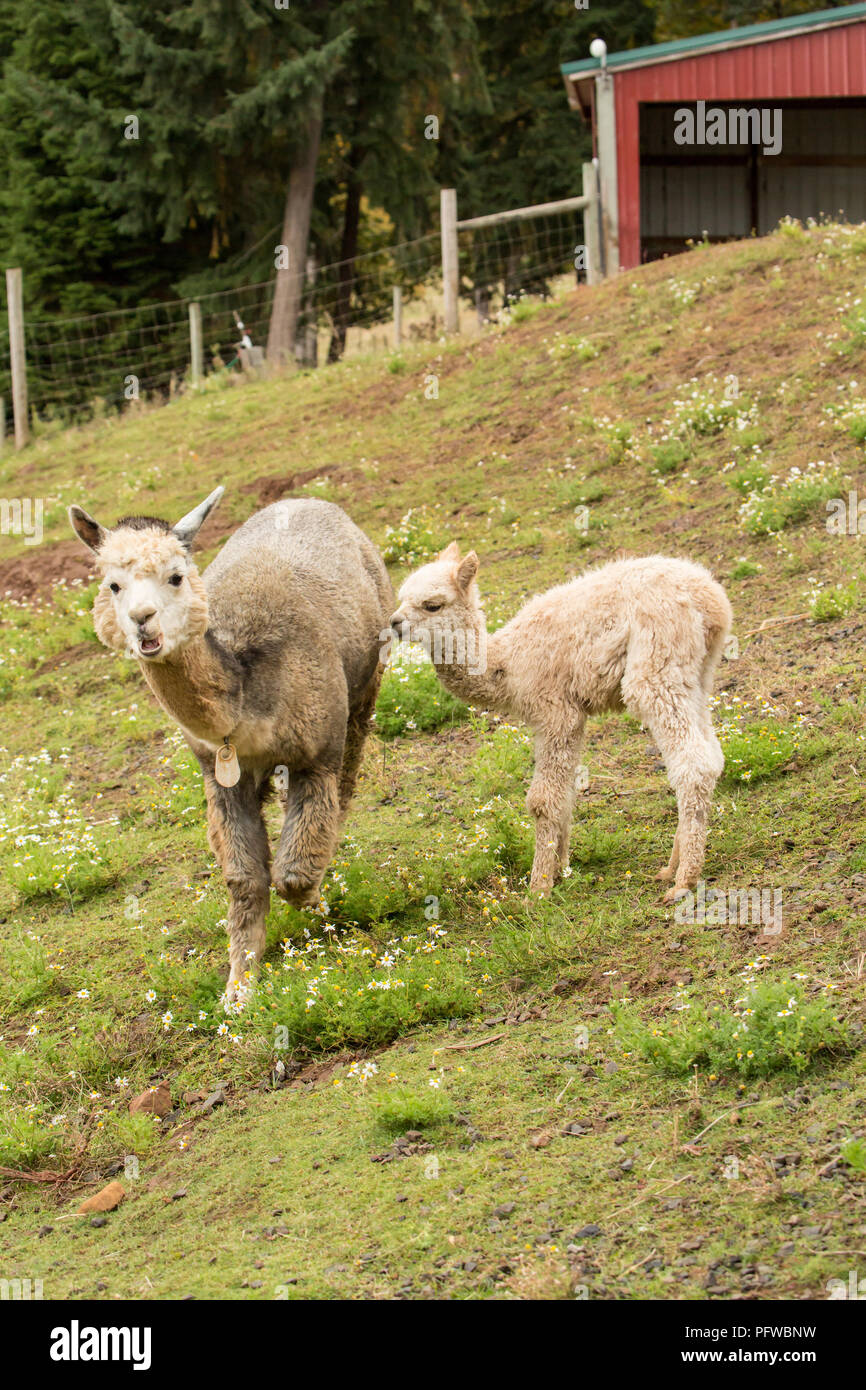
[389,543,479,651]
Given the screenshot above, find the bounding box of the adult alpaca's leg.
[527,728,585,895]
[338,665,383,814]
[272,763,342,907]
[203,776,227,870]
[204,771,271,1005]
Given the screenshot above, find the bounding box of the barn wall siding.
[613,21,866,266]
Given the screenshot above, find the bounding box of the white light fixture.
[589,38,607,69]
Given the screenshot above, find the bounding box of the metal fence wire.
[460,205,585,314]
[0,199,588,426]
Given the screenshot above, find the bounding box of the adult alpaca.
[391,545,732,901]
[70,489,392,1005]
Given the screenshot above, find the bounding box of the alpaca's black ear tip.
[68,504,105,553]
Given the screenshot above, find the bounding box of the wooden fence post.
[6,268,29,449]
[595,73,620,276]
[582,163,602,286]
[188,301,203,386]
[440,188,459,334]
[392,285,402,350]
[0,396,5,454]
[296,255,318,368]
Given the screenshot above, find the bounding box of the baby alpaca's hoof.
[662,886,691,906]
[655,867,675,883]
[223,976,254,1011]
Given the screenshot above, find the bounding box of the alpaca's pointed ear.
[172,485,224,548]
[68,505,108,554]
[456,550,479,593]
[438,540,461,563]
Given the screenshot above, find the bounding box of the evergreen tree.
[0,1,182,315]
[438,0,655,221]
[649,0,842,42]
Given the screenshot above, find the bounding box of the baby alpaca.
[391,546,732,901]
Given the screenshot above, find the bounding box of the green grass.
[650,440,690,476]
[375,659,468,739]
[1,219,865,1300]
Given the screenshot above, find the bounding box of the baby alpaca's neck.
[430,619,511,712]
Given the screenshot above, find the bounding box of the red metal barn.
[561,3,866,270]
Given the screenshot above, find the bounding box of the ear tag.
[215,740,241,787]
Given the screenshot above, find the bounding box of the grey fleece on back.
[203,498,393,692]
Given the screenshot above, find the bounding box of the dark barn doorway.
[639,98,866,261]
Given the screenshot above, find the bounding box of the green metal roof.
[560,2,866,77]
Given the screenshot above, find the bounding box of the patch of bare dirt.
[241,463,351,508]
[0,541,94,602]
[35,641,96,674]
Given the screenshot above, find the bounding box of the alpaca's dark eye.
[423,601,443,613]
[168,574,183,587]
[109,582,120,594]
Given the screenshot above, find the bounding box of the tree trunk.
[327,158,362,364]
[267,106,323,364]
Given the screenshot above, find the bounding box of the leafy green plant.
[809,581,860,622]
[370,1083,454,1135]
[720,720,798,783]
[740,461,843,534]
[508,298,541,324]
[728,461,770,497]
[841,1136,866,1173]
[382,509,439,565]
[651,440,689,475]
[547,332,600,362]
[614,978,851,1078]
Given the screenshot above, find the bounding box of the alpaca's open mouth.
[138,635,163,657]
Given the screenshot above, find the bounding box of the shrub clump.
[614,976,851,1078]
[739,460,843,534]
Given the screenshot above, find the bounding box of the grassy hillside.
[1,219,865,1301]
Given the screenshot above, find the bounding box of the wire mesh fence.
[24,299,192,419]
[0,197,588,431]
[460,204,585,319]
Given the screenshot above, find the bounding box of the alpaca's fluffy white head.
[390,541,481,653]
[69,486,223,662]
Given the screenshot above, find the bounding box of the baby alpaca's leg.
[527,727,584,894]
